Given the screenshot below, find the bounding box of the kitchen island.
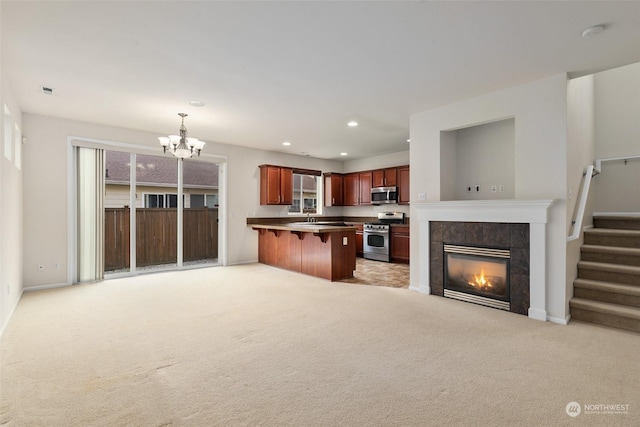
[250,223,357,281]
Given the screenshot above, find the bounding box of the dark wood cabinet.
[391,224,410,263]
[324,173,344,207]
[344,171,372,205]
[397,166,410,205]
[372,168,397,187]
[259,165,293,205]
[343,173,359,206]
[354,224,364,257]
[359,171,372,205]
[253,227,356,281]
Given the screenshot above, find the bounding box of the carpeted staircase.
[570,215,640,333]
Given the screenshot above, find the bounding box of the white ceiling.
[2,1,639,160]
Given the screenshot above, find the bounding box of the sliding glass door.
[97,149,221,278]
[182,159,220,266]
[104,150,131,274]
[134,153,178,271]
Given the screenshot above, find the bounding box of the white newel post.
[414,200,555,322]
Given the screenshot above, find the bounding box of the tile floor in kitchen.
[339,258,409,289]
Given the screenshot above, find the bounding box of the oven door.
[363,229,390,262]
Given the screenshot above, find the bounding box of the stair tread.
[594,214,640,220]
[574,278,640,295]
[585,228,640,235]
[570,298,640,320]
[581,244,640,255]
[577,261,640,275]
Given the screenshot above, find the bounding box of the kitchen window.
[288,172,321,215]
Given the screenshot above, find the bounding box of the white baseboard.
[547,314,570,325]
[23,282,72,292]
[0,288,25,339]
[227,259,259,266]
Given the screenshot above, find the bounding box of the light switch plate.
[343,236,348,245]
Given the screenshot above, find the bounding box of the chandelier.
[158,113,205,159]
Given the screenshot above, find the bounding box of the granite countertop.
[249,222,357,233]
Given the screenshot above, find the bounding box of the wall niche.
[440,118,515,201]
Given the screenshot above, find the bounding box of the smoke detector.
[581,25,605,39]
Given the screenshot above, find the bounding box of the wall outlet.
[475,185,480,192]
[466,186,472,193]
[53,263,60,270]
[418,192,426,200]
[499,185,505,193]
[491,185,497,193]
[38,264,45,271]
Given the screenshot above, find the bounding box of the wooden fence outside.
[104,208,219,271]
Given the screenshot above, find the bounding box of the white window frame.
[68,136,229,285]
[288,173,321,215]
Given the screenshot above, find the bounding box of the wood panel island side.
[250,224,357,281]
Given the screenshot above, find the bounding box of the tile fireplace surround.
[413,200,555,321]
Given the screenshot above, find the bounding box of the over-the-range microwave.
[371,186,398,205]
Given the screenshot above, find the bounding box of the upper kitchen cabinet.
[323,173,344,207]
[343,173,359,206]
[372,168,397,188]
[397,166,410,205]
[344,171,372,206]
[259,165,293,205]
[359,171,372,204]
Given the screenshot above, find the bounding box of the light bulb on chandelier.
[158,113,205,159]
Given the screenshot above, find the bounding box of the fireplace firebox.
[443,245,510,311]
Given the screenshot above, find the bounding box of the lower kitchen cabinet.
[390,225,409,263]
[354,224,363,257]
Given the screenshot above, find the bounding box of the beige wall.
[409,74,570,322]
[566,75,596,311]
[21,113,344,289]
[592,62,640,212]
[0,28,24,336]
[449,118,516,201]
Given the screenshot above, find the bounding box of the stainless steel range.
[363,212,405,262]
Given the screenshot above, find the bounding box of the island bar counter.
[250,224,357,281]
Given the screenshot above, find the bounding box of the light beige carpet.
[1,263,639,426]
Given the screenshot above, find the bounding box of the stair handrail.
[568,164,600,242]
[595,154,640,171]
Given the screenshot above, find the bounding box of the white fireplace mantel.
[413,199,555,321]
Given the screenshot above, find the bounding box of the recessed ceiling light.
[189,100,205,107]
[581,24,605,39]
[282,141,291,146]
[340,152,348,156]
[347,121,358,127]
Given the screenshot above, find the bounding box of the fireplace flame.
[468,269,493,290]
